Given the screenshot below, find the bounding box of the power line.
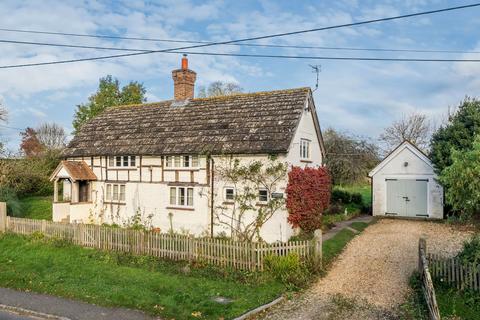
[0,29,479,54]
[2,47,480,69]
[0,124,23,131]
[2,38,480,56]
[0,3,479,69]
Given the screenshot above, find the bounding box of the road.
[0,310,41,320]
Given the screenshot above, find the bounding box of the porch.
[50,160,97,223]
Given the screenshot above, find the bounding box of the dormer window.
[300,139,311,160]
[109,156,136,168]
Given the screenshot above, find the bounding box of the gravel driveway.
[259,219,473,320]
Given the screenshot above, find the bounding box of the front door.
[386,179,428,217]
[78,181,90,203]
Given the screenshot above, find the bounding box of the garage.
[369,141,443,219]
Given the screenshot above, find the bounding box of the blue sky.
[1,0,480,151]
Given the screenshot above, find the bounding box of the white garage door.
[386,179,428,217]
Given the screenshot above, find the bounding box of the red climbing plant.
[286,166,331,233]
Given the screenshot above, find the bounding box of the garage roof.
[368,140,433,177]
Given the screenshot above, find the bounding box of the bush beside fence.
[427,254,480,292]
[0,203,319,271]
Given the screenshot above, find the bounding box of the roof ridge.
[112,87,311,109]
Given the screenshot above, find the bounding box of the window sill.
[163,168,200,172]
[104,201,126,205]
[300,159,312,163]
[166,206,195,211]
[222,201,235,205]
[71,202,93,205]
[256,202,268,207]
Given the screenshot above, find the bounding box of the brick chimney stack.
[172,54,197,100]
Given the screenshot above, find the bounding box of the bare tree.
[0,103,7,155]
[324,128,379,185]
[36,123,67,151]
[379,112,431,153]
[0,103,6,123]
[197,81,243,98]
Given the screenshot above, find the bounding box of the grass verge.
[435,282,480,319]
[17,196,52,220]
[0,233,283,320]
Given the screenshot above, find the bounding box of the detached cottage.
[50,56,325,242]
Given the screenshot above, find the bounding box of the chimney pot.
[172,55,196,100]
[181,54,188,70]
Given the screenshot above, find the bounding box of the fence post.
[0,202,6,233]
[313,229,322,268]
[419,237,426,275]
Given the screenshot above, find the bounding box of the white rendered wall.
[371,146,443,219]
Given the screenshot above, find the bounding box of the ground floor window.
[224,187,235,201]
[258,189,269,203]
[105,183,126,202]
[169,187,194,207]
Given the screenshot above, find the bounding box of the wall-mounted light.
[404,162,409,167]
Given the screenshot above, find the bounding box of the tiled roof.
[52,161,97,181]
[63,87,311,157]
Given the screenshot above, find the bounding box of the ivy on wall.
[286,166,331,233]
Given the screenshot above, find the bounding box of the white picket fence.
[0,203,320,271]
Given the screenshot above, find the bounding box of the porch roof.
[50,160,97,182]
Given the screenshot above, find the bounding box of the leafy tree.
[20,123,66,158]
[197,81,243,98]
[73,75,146,131]
[430,97,480,173]
[379,112,431,153]
[323,128,379,185]
[19,127,43,158]
[439,135,480,219]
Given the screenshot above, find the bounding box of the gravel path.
[259,219,474,320]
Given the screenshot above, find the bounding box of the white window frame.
[258,189,269,203]
[164,155,199,169]
[105,183,126,203]
[224,187,235,202]
[108,156,137,168]
[300,139,311,160]
[169,187,194,207]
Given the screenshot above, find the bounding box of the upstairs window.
[109,156,136,168]
[300,139,311,160]
[165,156,199,168]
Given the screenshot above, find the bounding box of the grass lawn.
[0,233,284,320]
[17,196,52,220]
[322,221,369,267]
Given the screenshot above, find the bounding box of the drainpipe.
[210,157,215,238]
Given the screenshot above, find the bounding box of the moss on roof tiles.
[63,87,310,157]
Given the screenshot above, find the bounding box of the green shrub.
[457,235,480,264]
[264,253,310,290]
[331,189,363,206]
[0,186,22,216]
